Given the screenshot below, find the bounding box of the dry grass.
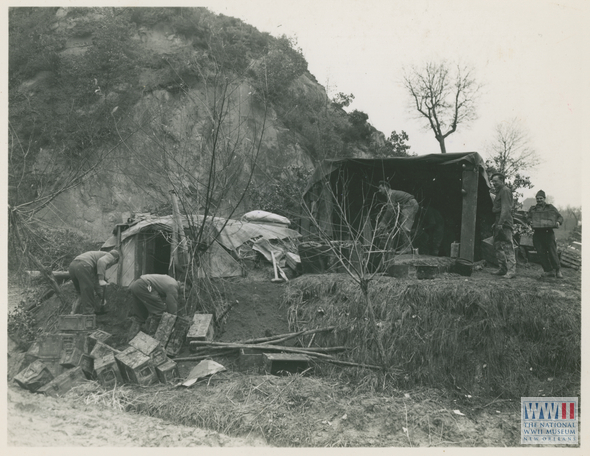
[282,274,581,398]
[64,373,523,447]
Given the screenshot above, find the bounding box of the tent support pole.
[459,164,479,262]
[116,224,123,284]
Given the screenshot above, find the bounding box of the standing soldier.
[527,190,564,278]
[489,173,516,279]
[69,250,119,314]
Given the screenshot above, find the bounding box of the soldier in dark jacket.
[490,173,516,278]
[69,250,119,314]
[527,190,564,278]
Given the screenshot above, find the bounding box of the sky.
[194,0,588,208]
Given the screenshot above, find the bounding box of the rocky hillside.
[9,7,405,238]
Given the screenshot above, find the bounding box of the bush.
[8,301,38,345]
[247,165,312,226]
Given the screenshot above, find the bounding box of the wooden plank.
[459,164,479,262]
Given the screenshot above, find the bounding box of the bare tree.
[302,173,407,369]
[403,61,480,153]
[485,117,539,203]
[8,116,136,308]
[111,52,271,318]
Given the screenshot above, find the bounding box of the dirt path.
[7,384,268,447]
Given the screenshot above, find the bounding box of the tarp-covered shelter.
[301,152,494,262]
[102,214,301,286]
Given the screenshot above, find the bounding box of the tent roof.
[304,152,490,194]
[102,214,301,251]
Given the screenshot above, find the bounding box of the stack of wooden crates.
[14,315,99,396]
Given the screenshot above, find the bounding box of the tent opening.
[137,230,171,276]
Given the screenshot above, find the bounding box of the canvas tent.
[301,152,494,262]
[102,214,301,286]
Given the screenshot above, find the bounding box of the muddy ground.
[6,260,581,447]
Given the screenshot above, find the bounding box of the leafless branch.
[403,61,480,153]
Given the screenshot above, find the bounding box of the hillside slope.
[9,7,403,238]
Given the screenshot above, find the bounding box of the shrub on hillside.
[8,301,37,345]
[246,165,312,227]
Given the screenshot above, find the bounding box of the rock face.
[9,8,387,238]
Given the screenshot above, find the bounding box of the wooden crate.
[24,339,67,378]
[114,347,134,382]
[285,252,302,274]
[154,312,177,347]
[37,366,87,397]
[239,348,265,371]
[25,340,41,366]
[129,332,168,367]
[59,333,90,355]
[530,211,559,229]
[41,358,66,378]
[155,359,179,384]
[87,329,112,352]
[90,341,118,359]
[58,314,96,332]
[13,360,54,392]
[263,353,312,376]
[186,314,214,349]
[59,347,94,378]
[386,264,409,278]
[115,347,157,386]
[38,334,64,357]
[165,316,191,357]
[95,352,124,389]
[8,352,28,382]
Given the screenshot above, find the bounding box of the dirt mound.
[25,266,289,351]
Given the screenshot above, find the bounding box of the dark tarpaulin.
[301,152,494,260]
[303,152,490,195]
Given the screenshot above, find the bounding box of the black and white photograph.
[5,0,587,450]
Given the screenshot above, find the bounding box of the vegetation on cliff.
[8,7,411,276]
[9,7,409,205]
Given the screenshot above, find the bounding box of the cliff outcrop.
[9,7,398,237]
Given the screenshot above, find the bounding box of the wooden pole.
[189,341,348,359]
[116,224,123,285]
[459,163,479,262]
[170,190,188,275]
[170,191,180,275]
